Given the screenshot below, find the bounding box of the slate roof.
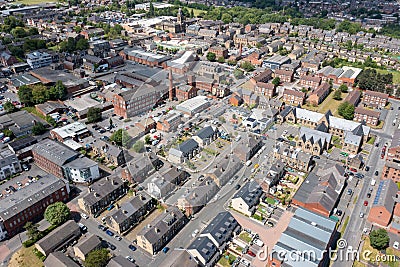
[195,126,215,140]
[187,236,218,263]
[232,181,263,208]
[32,139,78,166]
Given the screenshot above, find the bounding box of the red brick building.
[354,107,380,126]
[0,174,69,238]
[175,84,197,101]
[308,82,330,106]
[282,89,305,106]
[299,75,321,90]
[208,46,228,59]
[367,179,398,227]
[274,69,294,83]
[362,90,389,108]
[254,82,275,98]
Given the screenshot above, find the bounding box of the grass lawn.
[238,232,252,243]
[9,246,44,267]
[305,91,349,116]
[266,197,275,205]
[218,253,236,267]
[186,7,205,17]
[367,135,376,145]
[354,237,400,267]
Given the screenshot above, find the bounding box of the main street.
[332,99,400,267]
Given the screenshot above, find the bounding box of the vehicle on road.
[336,210,343,216]
[359,212,364,218]
[128,244,137,251]
[114,235,122,241]
[364,201,368,206]
[235,184,241,190]
[126,256,134,262]
[365,166,370,171]
[371,178,377,185]
[192,229,199,238]
[394,241,399,250]
[107,242,116,250]
[162,247,169,253]
[106,230,114,236]
[347,189,353,195]
[78,223,87,232]
[98,225,107,231]
[267,221,274,227]
[107,204,114,211]
[253,239,264,247]
[367,193,371,198]
[246,160,252,166]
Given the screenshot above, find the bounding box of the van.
[246,160,252,167]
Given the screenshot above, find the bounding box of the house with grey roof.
[168,138,199,164]
[199,211,240,251]
[233,135,263,162]
[146,166,189,200]
[192,126,218,147]
[269,207,337,267]
[136,206,186,255]
[73,234,102,260]
[120,152,162,184]
[207,154,242,187]
[44,252,80,267]
[35,220,81,256]
[91,140,125,166]
[177,176,219,217]
[78,176,127,217]
[231,181,263,216]
[273,143,312,172]
[296,126,332,155]
[292,165,345,217]
[106,192,156,234]
[187,236,219,267]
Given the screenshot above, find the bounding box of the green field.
[187,7,205,17]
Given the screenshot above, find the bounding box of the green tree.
[2,129,13,138]
[18,85,34,106]
[110,129,130,147]
[24,222,41,241]
[339,84,348,93]
[76,38,89,50]
[48,81,67,100]
[217,56,225,63]
[144,135,151,145]
[272,77,281,88]
[44,202,70,226]
[240,61,255,72]
[87,108,102,123]
[84,248,110,267]
[45,115,57,127]
[32,122,46,135]
[370,228,390,250]
[338,102,355,120]
[219,116,226,123]
[233,69,244,79]
[3,101,16,113]
[333,90,342,100]
[206,52,216,62]
[31,84,48,104]
[132,140,144,153]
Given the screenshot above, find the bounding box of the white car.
[394,241,399,250]
[125,256,134,262]
[114,235,122,241]
[192,229,199,237]
[81,213,89,219]
[359,212,364,218]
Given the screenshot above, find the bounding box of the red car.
[350,168,357,172]
[247,250,256,257]
[364,201,368,206]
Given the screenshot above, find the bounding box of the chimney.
[239,43,243,56]
[169,68,174,101]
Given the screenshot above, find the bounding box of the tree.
[217,56,225,63]
[24,222,41,241]
[18,85,34,106]
[32,84,48,104]
[109,118,113,128]
[272,77,281,88]
[32,122,46,135]
[333,90,342,100]
[206,52,216,62]
[233,69,244,79]
[240,61,255,72]
[2,129,13,138]
[338,102,355,120]
[44,202,70,226]
[87,108,102,123]
[132,140,144,153]
[76,38,89,50]
[84,248,110,267]
[110,129,130,147]
[3,101,16,113]
[370,228,390,250]
[339,84,348,93]
[48,81,67,100]
[144,135,151,145]
[219,116,226,123]
[45,115,57,127]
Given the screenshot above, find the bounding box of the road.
[332,99,400,267]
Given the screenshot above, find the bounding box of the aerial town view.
[0,0,399,266]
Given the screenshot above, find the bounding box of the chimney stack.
[169,68,174,101]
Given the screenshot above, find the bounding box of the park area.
[9,246,44,267]
[304,90,349,117]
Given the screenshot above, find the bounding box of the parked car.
[347,189,353,195]
[107,242,116,250]
[114,235,122,241]
[125,256,134,262]
[106,230,114,236]
[364,201,368,206]
[98,225,107,231]
[359,212,364,218]
[247,250,256,257]
[128,244,137,251]
[394,241,399,250]
[367,193,371,198]
[336,210,343,216]
[162,247,169,253]
[375,171,379,176]
[81,213,89,219]
[78,223,87,232]
[365,166,370,171]
[235,184,241,190]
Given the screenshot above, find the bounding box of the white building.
[26,51,52,69]
[0,148,21,180]
[176,96,210,116]
[63,157,100,183]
